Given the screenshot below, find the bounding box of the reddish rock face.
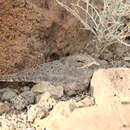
[0,0,92,75]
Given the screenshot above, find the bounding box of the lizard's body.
[0,54,100,95]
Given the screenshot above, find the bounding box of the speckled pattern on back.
[0,54,97,81]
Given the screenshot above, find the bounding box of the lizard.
[0,54,100,95]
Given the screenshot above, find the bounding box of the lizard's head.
[64,54,97,67]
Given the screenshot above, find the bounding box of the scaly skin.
[0,54,99,85]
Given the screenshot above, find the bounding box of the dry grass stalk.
[56,0,130,56]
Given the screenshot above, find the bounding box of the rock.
[28,92,56,122]
[91,68,130,105]
[0,108,36,130]
[34,68,130,130]
[112,60,130,68]
[58,106,128,130]
[52,67,130,130]
[0,87,18,93]
[20,86,31,92]
[36,92,56,109]
[10,91,35,110]
[0,102,10,115]
[27,104,47,122]
[1,89,17,102]
[34,96,94,130]
[75,96,95,108]
[90,68,130,128]
[31,81,64,98]
[20,91,35,104]
[0,0,92,75]
[10,95,28,110]
[34,100,76,130]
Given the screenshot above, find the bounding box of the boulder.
[57,105,129,130]
[0,0,92,75]
[31,81,64,98]
[34,95,95,130]
[28,92,56,122]
[10,91,35,110]
[91,68,130,128]
[0,102,10,115]
[91,68,130,105]
[1,89,17,102]
[34,68,130,130]
[36,92,56,107]
[53,68,130,130]
[34,100,76,130]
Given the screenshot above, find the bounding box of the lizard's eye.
[76,60,85,63]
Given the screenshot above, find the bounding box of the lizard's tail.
[0,74,19,82]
